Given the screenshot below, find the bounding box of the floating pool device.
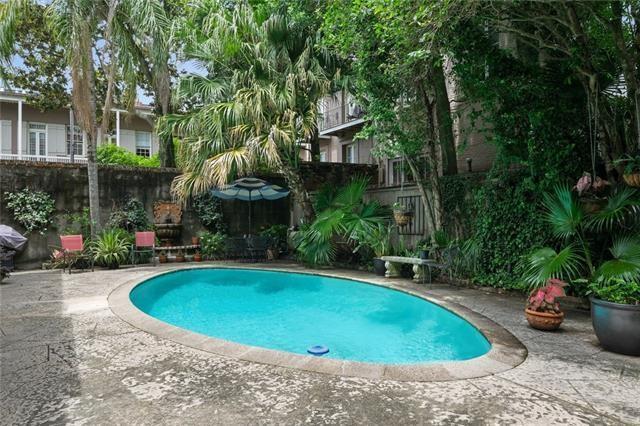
[307,345,329,356]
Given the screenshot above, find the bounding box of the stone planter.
[525,308,564,331]
[590,297,640,356]
[373,258,386,276]
[623,173,640,188]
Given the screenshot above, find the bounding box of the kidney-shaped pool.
[130,268,491,364]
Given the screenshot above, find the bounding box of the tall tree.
[162,1,339,220]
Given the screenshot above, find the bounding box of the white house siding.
[1,120,11,154]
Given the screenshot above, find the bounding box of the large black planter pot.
[373,258,386,276]
[590,297,640,356]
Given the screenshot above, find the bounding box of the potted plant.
[615,154,640,188]
[158,251,168,263]
[588,278,640,356]
[416,238,431,260]
[525,278,567,331]
[392,202,413,227]
[175,250,185,262]
[193,250,202,262]
[192,235,200,246]
[574,172,610,213]
[363,224,393,276]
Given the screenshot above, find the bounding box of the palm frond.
[520,245,585,288]
[595,237,640,282]
[587,187,640,232]
[543,185,584,240]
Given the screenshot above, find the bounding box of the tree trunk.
[86,129,101,237]
[159,130,176,168]
[431,61,458,175]
[310,128,320,162]
[279,161,315,223]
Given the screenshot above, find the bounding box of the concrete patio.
[1,263,639,425]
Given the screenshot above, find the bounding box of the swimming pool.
[130,268,491,364]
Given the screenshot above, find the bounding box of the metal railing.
[0,153,88,164]
[318,103,365,132]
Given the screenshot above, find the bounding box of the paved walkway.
[1,264,639,425]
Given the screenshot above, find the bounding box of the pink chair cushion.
[60,235,84,252]
[135,231,155,248]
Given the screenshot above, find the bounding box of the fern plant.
[520,185,640,290]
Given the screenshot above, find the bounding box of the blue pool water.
[130,268,491,364]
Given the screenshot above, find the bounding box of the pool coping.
[108,264,527,382]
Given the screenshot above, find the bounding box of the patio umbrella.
[0,225,27,251]
[211,177,290,233]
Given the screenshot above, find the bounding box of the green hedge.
[97,144,160,168]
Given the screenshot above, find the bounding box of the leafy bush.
[61,207,91,239]
[193,192,226,233]
[200,232,226,258]
[588,278,640,305]
[107,198,151,232]
[92,228,132,268]
[259,224,289,253]
[97,144,160,168]
[5,188,56,234]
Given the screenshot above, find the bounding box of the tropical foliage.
[200,232,226,259]
[292,177,389,265]
[520,186,640,291]
[91,228,132,268]
[161,0,338,220]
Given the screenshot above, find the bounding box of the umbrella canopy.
[212,177,290,201]
[211,177,290,233]
[0,225,27,251]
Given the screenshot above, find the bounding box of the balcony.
[318,92,365,136]
[0,153,88,164]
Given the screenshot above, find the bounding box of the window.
[388,158,414,186]
[66,125,84,156]
[319,151,327,162]
[28,123,46,156]
[135,131,151,157]
[343,143,355,164]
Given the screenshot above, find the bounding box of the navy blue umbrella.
[211,177,290,232]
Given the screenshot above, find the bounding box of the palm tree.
[1,0,171,235]
[160,1,338,221]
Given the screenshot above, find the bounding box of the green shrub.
[193,192,226,233]
[259,224,289,253]
[5,188,56,234]
[92,228,132,268]
[106,198,151,232]
[588,278,640,305]
[200,232,226,258]
[97,144,160,168]
[61,207,91,239]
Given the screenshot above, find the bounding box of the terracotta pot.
[192,236,200,246]
[158,254,168,264]
[623,173,640,188]
[525,308,564,331]
[579,198,606,214]
[175,255,185,263]
[193,253,202,262]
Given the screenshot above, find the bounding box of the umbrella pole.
[248,191,252,235]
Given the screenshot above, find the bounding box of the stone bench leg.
[412,265,431,284]
[385,261,400,278]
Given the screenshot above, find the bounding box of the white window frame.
[344,143,356,164]
[388,157,414,186]
[135,131,151,157]
[66,125,85,156]
[27,122,47,157]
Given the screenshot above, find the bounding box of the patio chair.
[131,231,156,266]
[247,236,269,262]
[58,235,94,274]
[225,237,248,260]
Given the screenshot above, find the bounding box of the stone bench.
[379,256,445,283]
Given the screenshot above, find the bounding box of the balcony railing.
[0,153,88,164]
[318,100,365,132]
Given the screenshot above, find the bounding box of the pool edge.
[107,264,527,382]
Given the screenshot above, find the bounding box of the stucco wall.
[0,161,289,268]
